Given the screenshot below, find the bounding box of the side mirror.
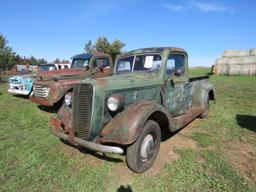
[174,69,182,76]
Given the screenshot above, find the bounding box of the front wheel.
[126,120,161,173]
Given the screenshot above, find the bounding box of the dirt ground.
[59,118,256,184]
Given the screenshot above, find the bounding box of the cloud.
[164,1,235,13]
[189,1,235,13]
[163,3,184,11]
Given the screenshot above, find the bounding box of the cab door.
[163,53,191,116]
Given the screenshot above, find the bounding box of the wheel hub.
[140,134,156,160]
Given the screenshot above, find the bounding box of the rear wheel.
[126,120,161,173]
[200,95,209,119]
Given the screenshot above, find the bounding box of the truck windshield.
[71,58,90,68]
[39,65,56,72]
[116,54,162,73]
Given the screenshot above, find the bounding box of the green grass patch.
[1,70,256,191]
[191,132,213,147]
[189,67,211,76]
[165,148,254,192]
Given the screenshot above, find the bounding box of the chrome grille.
[72,84,93,140]
[33,83,50,98]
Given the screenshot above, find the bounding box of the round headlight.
[107,96,119,112]
[65,94,72,106]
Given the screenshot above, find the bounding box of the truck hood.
[36,68,87,81]
[9,74,36,84]
[83,72,163,90]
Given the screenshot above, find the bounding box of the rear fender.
[100,101,172,145]
[192,82,215,109]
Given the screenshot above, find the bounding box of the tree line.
[0,33,125,76]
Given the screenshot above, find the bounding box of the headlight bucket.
[107,95,123,112]
[64,93,73,106]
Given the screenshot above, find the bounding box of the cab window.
[93,58,110,68]
[116,56,134,72]
[133,54,162,71]
[166,54,185,75]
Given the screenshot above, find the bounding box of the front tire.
[126,120,161,173]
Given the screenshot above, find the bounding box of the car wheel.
[126,120,161,173]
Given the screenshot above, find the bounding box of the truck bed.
[189,75,209,82]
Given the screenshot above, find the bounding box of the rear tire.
[126,120,161,173]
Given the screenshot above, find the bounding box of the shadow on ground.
[38,105,59,113]
[117,185,133,192]
[236,114,256,132]
[60,139,124,163]
[14,94,29,99]
[161,124,184,142]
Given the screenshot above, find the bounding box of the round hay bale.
[223,50,249,57]
[227,64,240,75]
[215,57,229,65]
[241,56,256,65]
[227,58,240,65]
[215,64,228,75]
[239,50,250,57]
[216,57,256,65]
[223,50,236,57]
[238,65,249,75]
[239,64,256,75]
[248,64,256,75]
[249,49,256,56]
[212,64,219,75]
[211,64,219,75]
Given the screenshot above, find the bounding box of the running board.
[173,107,204,130]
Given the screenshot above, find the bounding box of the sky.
[0,0,256,66]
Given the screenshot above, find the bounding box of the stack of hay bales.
[213,49,256,75]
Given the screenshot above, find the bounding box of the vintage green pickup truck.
[50,47,215,173]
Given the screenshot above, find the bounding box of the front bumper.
[8,88,30,95]
[30,92,54,106]
[50,117,124,154]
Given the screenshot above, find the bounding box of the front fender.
[46,81,77,104]
[100,101,170,145]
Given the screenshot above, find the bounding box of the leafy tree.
[109,39,126,61]
[0,34,50,77]
[95,37,111,54]
[29,56,38,65]
[38,58,47,64]
[61,59,70,63]
[0,34,16,75]
[84,37,125,61]
[54,58,61,64]
[84,40,95,54]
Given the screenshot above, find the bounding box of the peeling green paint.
[52,47,215,147]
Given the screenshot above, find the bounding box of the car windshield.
[116,54,162,73]
[71,58,90,68]
[39,65,56,72]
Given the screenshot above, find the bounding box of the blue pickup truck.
[8,63,70,96]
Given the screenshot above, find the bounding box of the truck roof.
[39,63,55,66]
[71,52,110,60]
[122,47,187,56]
